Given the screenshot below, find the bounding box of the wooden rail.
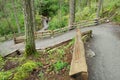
[14,18,105,44]
[69,29,88,80]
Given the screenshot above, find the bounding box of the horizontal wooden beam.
[14,30,92,44]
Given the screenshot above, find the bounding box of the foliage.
[56,49,65,59]
[0,0,120,38]
[25,44,38,56]
[36,62,43,67]
[38,0,59,16]
[48,15,68,30]
[102,0,120,22]
[38,71,45,80]
[53,60,68,72]
[0,55,5,69]
[13,61,37,80]
[0,71,12,80]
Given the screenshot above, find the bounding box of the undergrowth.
[13,61,38,80]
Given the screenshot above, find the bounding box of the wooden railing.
[14,18,106,44]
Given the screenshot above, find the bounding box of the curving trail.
[0,23,120,80]
[85,23,120,80]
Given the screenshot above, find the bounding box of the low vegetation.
[0,40,74,80]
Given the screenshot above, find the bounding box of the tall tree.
[23,0,36,55]
[69,0,76,28]
[31,0,36,31]
[96,0,103,19]
[12,0,21,33]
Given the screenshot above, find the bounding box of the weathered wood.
[14,36,25,44]
[69,29,88,79]
[4,49,20,57]
[14,30,92,44]
[6,30,92,58]
[13,18,103,44]
[13,19,96,44]
[38,30,92,51]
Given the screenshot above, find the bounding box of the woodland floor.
[1,22,120,80]
[1,41,75,80]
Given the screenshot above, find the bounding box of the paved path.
[0,29,77,56]
[85,23,120,80]
[0,23,120,80]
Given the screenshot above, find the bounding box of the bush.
[48,15,68,30]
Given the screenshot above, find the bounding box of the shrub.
[48,15,68,30]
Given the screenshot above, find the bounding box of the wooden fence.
[14,18,105,44]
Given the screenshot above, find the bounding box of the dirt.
[25,68,40,80]
[34,44,74,80]
[3,60,19,71]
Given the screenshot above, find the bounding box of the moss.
[13,61,38,80]
[25,44,37,56]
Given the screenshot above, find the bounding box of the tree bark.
[69,0,76,28]
[23,0,36,55]
[12,0,21,33]
[96,0,103,19]
[31,0,36,31]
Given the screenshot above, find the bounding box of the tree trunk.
[69,0,76,28]
[31,0,36,31]
[23,0,36,55]
[96,0,103,19]
[12,0,21,33]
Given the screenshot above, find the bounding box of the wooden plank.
[69,29,88,79]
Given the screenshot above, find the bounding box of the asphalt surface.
[85,23,120,80]
[0,23,120,80]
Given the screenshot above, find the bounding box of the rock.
[86,49,95,58]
